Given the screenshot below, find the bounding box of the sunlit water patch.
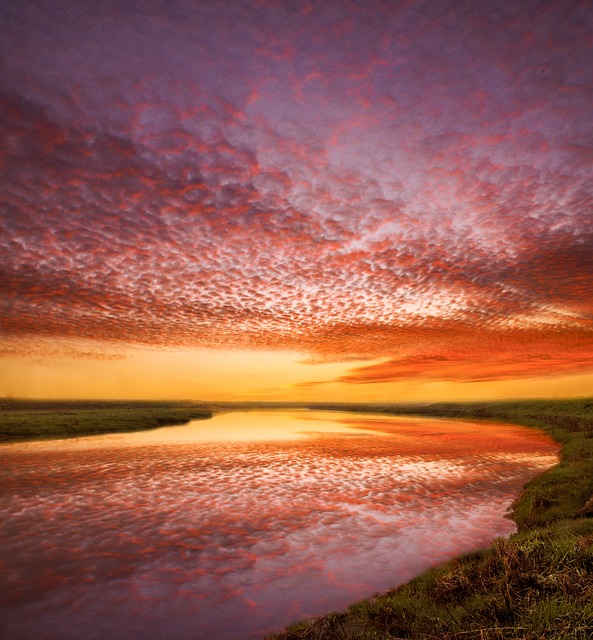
[0,411,559,639]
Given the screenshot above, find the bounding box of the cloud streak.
[1,0,593,384]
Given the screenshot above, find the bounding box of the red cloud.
[1,1,593,384]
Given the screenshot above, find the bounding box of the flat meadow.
[0,398,212,439]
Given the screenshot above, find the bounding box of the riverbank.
[267,398,593,640]
[0,398,212,439]
[3,397,593,638]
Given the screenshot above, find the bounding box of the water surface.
[0,410,559,639]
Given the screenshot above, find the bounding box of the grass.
[0,398,212,439]
[267,397,593,640]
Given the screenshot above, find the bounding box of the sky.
[1,0,593,402]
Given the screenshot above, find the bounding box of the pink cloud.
[1,0,592,380]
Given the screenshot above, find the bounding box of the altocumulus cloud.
[1,0,593,381]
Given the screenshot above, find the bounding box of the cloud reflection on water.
[0,411,559,639]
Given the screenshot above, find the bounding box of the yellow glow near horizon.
[1,338,593,402]
[0,339,349,401]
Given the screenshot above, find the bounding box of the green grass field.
[267,398,593,640]
[0,398,212,439]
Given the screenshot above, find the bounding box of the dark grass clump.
[271,524,593,639]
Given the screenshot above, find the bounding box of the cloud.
[1,0,593,382]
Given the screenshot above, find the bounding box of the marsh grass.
[0,399,212,439]
[268,398,593,640]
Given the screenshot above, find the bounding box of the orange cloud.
[2,1,593,395]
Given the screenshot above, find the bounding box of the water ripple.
[0,411,559,640]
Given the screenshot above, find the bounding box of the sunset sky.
[1,0,593,402]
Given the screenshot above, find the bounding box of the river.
[0,410,559,639]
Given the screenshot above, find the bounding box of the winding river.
[0,410,559,639]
